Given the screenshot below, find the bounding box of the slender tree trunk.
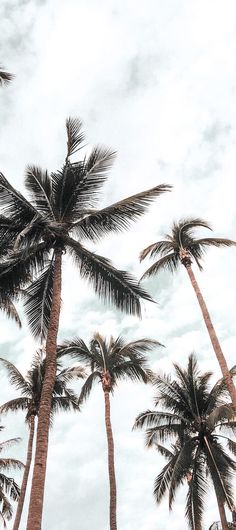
[26,250,62,530]
[185,265,236,409]
[13,416,35,530]
[216,497,229,530]
[104,390,117,530]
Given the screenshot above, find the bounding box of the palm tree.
[58,333,162,530]
[0,350,84,530]
[140,218,236,408]
[134,354,236,530]
[0,117,170,529]
[0,429,23,527]
[0,67,13,86]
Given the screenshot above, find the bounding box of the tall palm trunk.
[13,416,35,530]
[216,497,229,530]
[26,250,62,530]
[104,390,117,530]
[185,264,236,409]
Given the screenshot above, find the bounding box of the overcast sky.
[1,1,236,529]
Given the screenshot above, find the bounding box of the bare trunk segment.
[26,251,62,530]
[186,265,236,409]
[104,390,117,530]
[13,416,35,530]
[216,497,229,530]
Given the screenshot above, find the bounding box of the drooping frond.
[73,184,172,241]
[207,404,234,431]
[51,395,79,415]
[169,438,196,509]
[0,68,13,86]
[24,165,55,219]
[154,455,178,503]
[0,359,29,395]
[24,256,55,340]
[205,439,236,510]
[140,253,179,280]
[55,366,85,386]
[155,444,174,459]
[57,338,95,365]
[0,475,20,502]
[0,438,21,453]
[112,338,163,358]
[112,361,153,385]
[0,295,21,327]
[193,238,236,250]
[67,237,153,316]
[0,459,24,472]
[78,371,101,405]
[66,117,85,159]
[134,410,183,430]
[0,172,38,223]
[185,449,208,530]
[140,240,174,262]
[0,398,30,415]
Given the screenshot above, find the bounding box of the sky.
[1,0,236,529]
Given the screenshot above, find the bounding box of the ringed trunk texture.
[104,390,117,530]
[186,265,236,409]
[13,416,35,530]
[26,251,62,530]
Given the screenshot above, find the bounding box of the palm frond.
[193,237,236,249]
[0,359,30,395]
[140,240,174,262]
[55,366,85,385]
[115,338,163,357]
[134,410,182,430]
[0,398,30,415]
[73,184,171,241]
[0,438,21,452]
[207,404,234,431]
[0,68,13,86]
[0,459,24,472]
[24,165,55,219]
[140,252,179,280]
[0,295,21,327]
[57,338,95,364]
[67,237,153,316]
[51,395,79,415]
[154,456,177,503]
[66,117,85,159]
[155,444,174,459]
[78,371,101,405]
[185,449,208,530]
[0,474,20,501]
[0,172,38,222]
[24,256,55,340]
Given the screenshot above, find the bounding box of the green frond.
[67,237,153,316]
[193,237,236,249]
[57,338,95,364]
[185,449,208,530]
[134,410,182,430]
[73,184,172,242]
[154,444,175,459]
[55,366,85,385]
[154,456,177,503]
[51,395,79,415]
[0,172,38,223]
[207,404,234,431]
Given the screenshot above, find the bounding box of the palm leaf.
[24,165,55,219]
[67,237,153,316]
[73,184,172,241]
[66,117,85,159]
[140,240,174,262]
[0,172,38,222]
[24,256,55,340]
[0,68,13,85]
[0,359,30,395]
[78,371,101,405]
[140,252,179,280]
[57,338,95,364]
[185,449,208,530]
[0,295,21,327]
[154,456,177,503]
[0,398,30,415]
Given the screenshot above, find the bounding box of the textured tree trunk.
[185,265,236,409]
[26,251,62,530]
[13,416,35,530]
[104,390,117,530]
[216,497,229,530]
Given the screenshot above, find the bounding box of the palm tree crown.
[0,430,23,526]
[140,217,235,278]
[0,350,84,421]
[0,117,171,337]
[134,355,236,530]
[58,333,162,400]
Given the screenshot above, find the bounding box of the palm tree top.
[134,354,236,528]
[58,333,163,398]
[0,349,85,422]
[0,117,172,337]
[140,217,236,278]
